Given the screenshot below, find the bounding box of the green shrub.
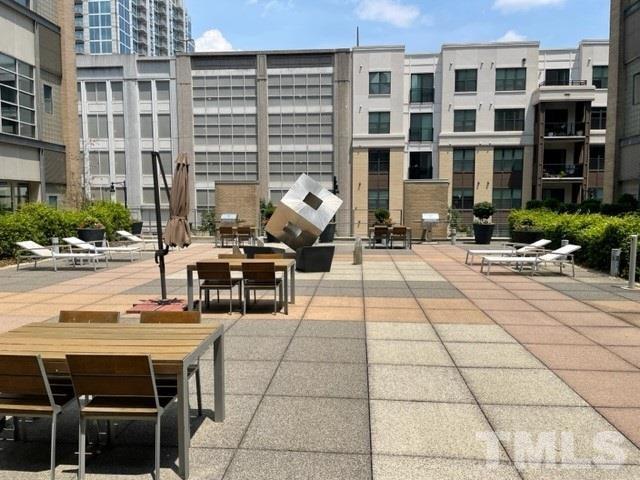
[526,200,544,210]
[472,202,495,222]
[84,201,132,240]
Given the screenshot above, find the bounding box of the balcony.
[409,88,435,103]
[544,122,586,138]
[409,128,434,142]
[542,163,584,180]
[539,80,587,87]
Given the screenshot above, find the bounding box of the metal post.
[628,235,638,290]
[151,151,168,300]
[123,180,128,209]
[51,237,59,254]
[611,248,621,277]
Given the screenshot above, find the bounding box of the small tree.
[473,202,495,224]
[374,208,391,225]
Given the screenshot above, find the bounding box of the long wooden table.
[186,258,296,314]
[0,322,224,480]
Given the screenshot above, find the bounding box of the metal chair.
[236,226,253,246]
[196,262,242,314]
[67,354,175,480]
[241,262,283,315]
[369,226,389,248]
[218,226,235,248]
[59,310,119,323]
[139,311,203,417]
[389,226,408,249]
[0,354,74,480]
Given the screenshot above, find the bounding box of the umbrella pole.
[151,151,169,300]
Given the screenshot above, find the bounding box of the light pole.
[110,180,128,208]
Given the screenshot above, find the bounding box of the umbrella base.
[127,298,187,313]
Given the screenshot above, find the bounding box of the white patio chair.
[63,236,142,262]
[116,230,156,249]
[480,244,582,277]
[15,241,107,271]
[465,239,552,265]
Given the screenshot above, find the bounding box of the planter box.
[473,224,494,245]
[131,221,144,235]
[511,230,544,244]
[77,228,105,243]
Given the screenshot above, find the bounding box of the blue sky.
[185,0,610,54]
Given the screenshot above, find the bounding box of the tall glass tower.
[74,0,193,56]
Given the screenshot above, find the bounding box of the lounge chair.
[465,239,552,265]
[116,230,156,249]
[63,236,142,262]
[15,241,107,271]
[480,244,582,277]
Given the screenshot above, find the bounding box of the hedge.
[508,209,640,277]
[0,202,132,259]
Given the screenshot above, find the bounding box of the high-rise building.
[606,0,640,200]
[74,0,193,56]
[0,0,81,211]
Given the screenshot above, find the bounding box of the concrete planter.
[77,228,105,243]
[473,224,494,245]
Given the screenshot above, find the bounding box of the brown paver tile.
[450,281,498,290]
[499,281,550,291]
[587,301,640,313]
[525,344,638,371]
[502,325,594,345]
[304,306,364,321]
[547,311,631,327]
[426,309,494,324]
[575,327,640,346]
[460,289,518,300]
[613,313,640,327]
[487,310,561,326]
[556,370,640,407]
[597,407,640,448]
[310,296,364,308]
[418,298,476,310]
[366,308,426,322]
[511,289,570,301]
[528,299,598,312]
[365,297,419,309]
[473,299,538,311]
[610,347,640,368]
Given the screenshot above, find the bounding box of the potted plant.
[511,218,543,244]
[77,216,106,243]
[373,208,392,226]
[130,219,144,235]
[199,209,217,236]
[472,202,495,244]
[260,199,278,242]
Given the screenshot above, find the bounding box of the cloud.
[194,29,233,52]
[496,30,527,42]
[493,0,565,13]
[246,0,294,14]
[355,0,422,28]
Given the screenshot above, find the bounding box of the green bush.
[83,201,131,240]
[473,202,495,222]
[508,209,640,278]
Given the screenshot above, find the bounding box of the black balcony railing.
[409,87,435,103]
[544,122,586,137]
[409,128,434,142]
[542,163,584,179]
[539,80,588,87]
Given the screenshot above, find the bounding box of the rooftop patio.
[1,242,639,479]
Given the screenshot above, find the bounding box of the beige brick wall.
[38,71,62,145]
[215,182,260,228]
[352,148,369,237]
[474,146,493,204]
[404,181,450,239]
[438,147,454,205]
[389,147,404,224]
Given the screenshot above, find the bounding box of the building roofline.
[179,47,351,57]
[352,45,405,52]
[441,41,540,50]
[579,39,609,45]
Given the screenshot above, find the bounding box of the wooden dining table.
[186,258,296,314]
[0,322,224,480]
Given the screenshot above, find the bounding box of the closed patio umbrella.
[164,153,192,248]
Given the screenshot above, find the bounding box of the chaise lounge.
[465,239,552,265]
[15,241,107,271]
[63,236,142,262]
[480,244,582,277]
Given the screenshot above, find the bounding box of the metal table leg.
[213,333,225,422]
[290,263,295,304]
[283,268,289,314]
[187,266,194,311]
[177,364,190,479]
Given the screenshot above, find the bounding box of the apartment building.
[607,0,640,200]
[0,0,80,211]
[74,0,193,56]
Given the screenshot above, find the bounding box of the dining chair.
[196,262,242,315]
[0,354,74,480]
[241,262,283,315]
[67,354,175,480]
[140,310,203,417]
[389,226,408,249]
[370,225,389,248]
[236,226,253,246]
[59,311,120,323]
[218,226,235,248]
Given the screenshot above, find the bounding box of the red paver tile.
[525,344,637,371]
[613,313,640,327]
[556,370,640,407]
[511,290,570,301]
[307,296,364,308]
[365,297,419,309]
[597,408,640,448]
[587,301,640,313]
[546,311,630,327]
[304,306,364,321]
[575,327,640,346]
[426,309,494,324]
[448,281,496,290]
[459,289,518,300]
[498,282,550,291]
[527,299,597,312]
[609,347,640,368]
[472,299,537,311]
[503,325,593,345]
[486,310,561,326]
[418,298,476,310]
[366,307,426,322]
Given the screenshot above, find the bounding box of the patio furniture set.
[0,310,224,480]
[368,225,412,249]
[216,226,256,248]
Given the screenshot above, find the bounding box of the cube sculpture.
[266,174,342,250]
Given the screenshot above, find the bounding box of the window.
[410,73,434,103]
[0,52,35,138]
[88,0,112,54]
[88,151,109,175]
[114,151,126,175]
[453,148,475,173]
[454,110,476,132]
[592,66,608,89]
[452,188,474,209]
[140,114,153,138]
[545,69,570,86]
[634,73,640,105]
[495,108,525,131]
[113,114,124,138]
[85,82,107,102]
[408,152,433,179]
[369,72,391,95]
[455,69,477,92]
[87,114,108,138]
[591,107,607,130]
[157,114,171,138]
[368,149,389,210]
[111,81,123,101]
[156,81,170,101]
[409,113,433,141]
[494,148,523,172]
[590,145,605,170]
[369,112,390,134]
[43,84,52,114]
[496,68,526,91]
[493,188,522,209]
[138,81,152,101]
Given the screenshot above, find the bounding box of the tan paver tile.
[520,466,640,479]
[512,289,571,301]
[427,309,494,324]
[597,407,640,449]
[447,342,545,368]
[461,289,518,300]
[373,456,521,480]
[487,310,561,326]
[609,346,640,368]
[503,325,594,345]
[310,296,364,308]
[367,340,452,366]
[450,281,498,290]
[473,299,538,311]
[10,303,85,316]
[613,313,640,327]
[587,301,640,313]
[526,344,638,371]
[418,298,476,310]
[366,322,437,341]
[528,299,598,312]
[500,282,550,291]
[366,308,427,322]
[547,311,630,327]
[304,306,364,321]
[435,324,516,343]
[575,327,640,346]
[556,370,640,408]
[365,297,419,309]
